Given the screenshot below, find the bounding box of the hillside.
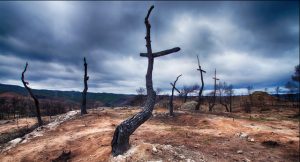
[0,83,134,106]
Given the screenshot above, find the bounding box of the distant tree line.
[0,96,79,120]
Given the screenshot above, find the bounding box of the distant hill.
[0,83,135,106]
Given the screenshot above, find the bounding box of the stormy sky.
[0,1,299,94]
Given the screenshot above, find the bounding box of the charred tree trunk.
[195,55,206,110]
[111,5,180,156]
[21,62,43,126]
[169,75,182,116]
[184,94,188,103]
[209,69,219,112]
[220,101,229,112]
[229,95,233,112]
[81,57,88,115]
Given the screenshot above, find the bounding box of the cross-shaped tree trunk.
[111,5,181,156]
[169,74,182,116]
[195,55,206,110]
[209,68,219,111]
[81,57,89,115]
[21,62,43,126]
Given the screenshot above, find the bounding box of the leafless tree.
[155,87,162,101]
[111,5,180,156]
[285,81,297,102]
[218,82,234,112]
[244,85,254,113]
[21,62,43,126]
[180,84,199,103]
[247,85,254,104]
[292,64,300,82]
[208,69,219,111]
[275,86,280,102]
[169,74,182,116]
[136,87,146,96]
[81,57,89,115]
[135,87,146,105]
[195,55,206,110]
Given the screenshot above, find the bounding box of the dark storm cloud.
[0,1,298,94]
[228,1,299,57]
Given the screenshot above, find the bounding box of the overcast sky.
[0,1,299,94]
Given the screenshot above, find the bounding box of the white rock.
[239,132,248,138]
[237,150,243,154]
[152,146,158,153]
[9,138,22,145]
[178,154,185,159]
[249,138,255,142]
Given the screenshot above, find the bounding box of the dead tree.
[208,69,219,111]
[218,82,234,112]
[111,5,180,156]
[180,84,199,103]
[195,55,206,110]
[169,74,182,116]
[21,62,43,126]
[81,57,89,115]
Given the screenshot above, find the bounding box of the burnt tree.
[81,57,89,115]
[218,82,234,112]
[111,5,180,156]
[195,55,206,110]
[169,74,182,116]
[208,69,219,111]
[21,62,43,126]
[180,84,199,103]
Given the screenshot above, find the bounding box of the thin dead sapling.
[169,74,182,116]
[21,62,43,126]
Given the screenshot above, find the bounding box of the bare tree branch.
[21,62,43,126]
[140,47,181,57]
[169,74,182,116]
[209,68,219,111]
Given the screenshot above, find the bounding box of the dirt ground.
[0,106,299,162]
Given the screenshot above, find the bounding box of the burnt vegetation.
[0,5,299,162]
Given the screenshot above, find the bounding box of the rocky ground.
[0,105,299,162]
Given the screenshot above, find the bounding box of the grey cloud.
[0,1,298,94]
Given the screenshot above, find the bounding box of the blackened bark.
[111,5,180,156]
[195,55,206,110]
[220,101,229,112]
[184,94,188,103]
[81,57,88,115]
[140,47,180,57]
[21,62,43,126]
[169,75,182,116]
[209,69,219,112]
[229,95,232,112]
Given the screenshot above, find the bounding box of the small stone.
[178,154,185,159]
[249,138,255,142]
[239,133,248,139]
[244,158,251,162]
[237,150,243,154]
[213,153,217,156]
[152,146,158,153]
